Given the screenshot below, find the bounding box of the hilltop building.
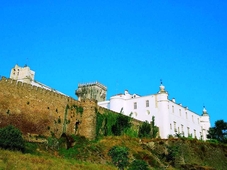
[10,64,66,95]
[76,82,107,102]
[98,83,211,140]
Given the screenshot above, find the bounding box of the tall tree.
[207,120,227,143]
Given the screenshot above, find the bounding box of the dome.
[202,107,209,116]
[159,83,167,94]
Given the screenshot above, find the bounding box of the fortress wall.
[0,76,141,140]
[0,77,97,140]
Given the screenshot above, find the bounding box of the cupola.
[202,106,209,116]
[159,81,167,94]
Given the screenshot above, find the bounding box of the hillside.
[0,136,227,170]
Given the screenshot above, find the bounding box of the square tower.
[10,64,35,84]
[76,82,107,102]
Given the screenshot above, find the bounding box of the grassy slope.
[0,136,227,170]
[0,149,116,170]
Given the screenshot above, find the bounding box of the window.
[178,127,180,133]
[186,112,188,119]
[146,100,149,107]
[187,127,190,136]
[170,123,172,130]
[197,118,199,124]
[194,129,196,138]
[174,121,176,132]
[179,109,181,116]
[181,124,184,133]
[147,110,150,115]
[172,106,174,113]
[134,102,137,109]
[192,115,194,122]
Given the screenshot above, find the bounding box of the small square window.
[146,100,149,107]
[134,102,137,109]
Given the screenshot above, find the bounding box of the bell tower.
[200,107,211,140]
[157,82,169,138]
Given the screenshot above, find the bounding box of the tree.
[112,113,131,136]
[207,120,227,143]
[138,116,158,138]
[128,159,149,170]
[0,125,25,152]
[151,116,158,138]
[108,146,129,170]
[138,121,151,138]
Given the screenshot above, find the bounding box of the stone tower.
[10,64,35,84]
[76,82,107,102]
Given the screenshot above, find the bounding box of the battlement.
[0,76,72,102]
[78,81,107,90]
[0,75,143,140]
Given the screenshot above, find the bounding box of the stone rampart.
[0,77,96,140]
[0,76,142,140]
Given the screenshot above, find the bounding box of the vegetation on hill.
[0,125,25,152]
[1,135,227,170]
[1,120,227,169]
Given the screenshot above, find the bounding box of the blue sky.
[0,0,227,126]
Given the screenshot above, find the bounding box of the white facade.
[10,64,66,96]
[98,84,211,140]
[10,64,35,84]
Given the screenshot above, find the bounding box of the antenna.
[160,79,163,85]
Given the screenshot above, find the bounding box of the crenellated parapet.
[0,76,142,140]
[0,77,70,102]
[0,76,102,140]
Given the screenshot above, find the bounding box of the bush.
[138,121,151,138]
[112,114,131,136]
[0,125,25,152]
[108,146,129,170]
[128,159,149,170]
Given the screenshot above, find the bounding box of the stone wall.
[0,77,97,140]
[0,76,142,140]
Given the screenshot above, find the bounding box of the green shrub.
[128,159,149,170]
[108,146,129,170]
[24,142,40,155]
[112,114,131,136]
[138,121,151,138]
[46,137,59,150]
[0,125,25,152]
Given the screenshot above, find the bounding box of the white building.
[98,83,211,140]
[10,64,66,96]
